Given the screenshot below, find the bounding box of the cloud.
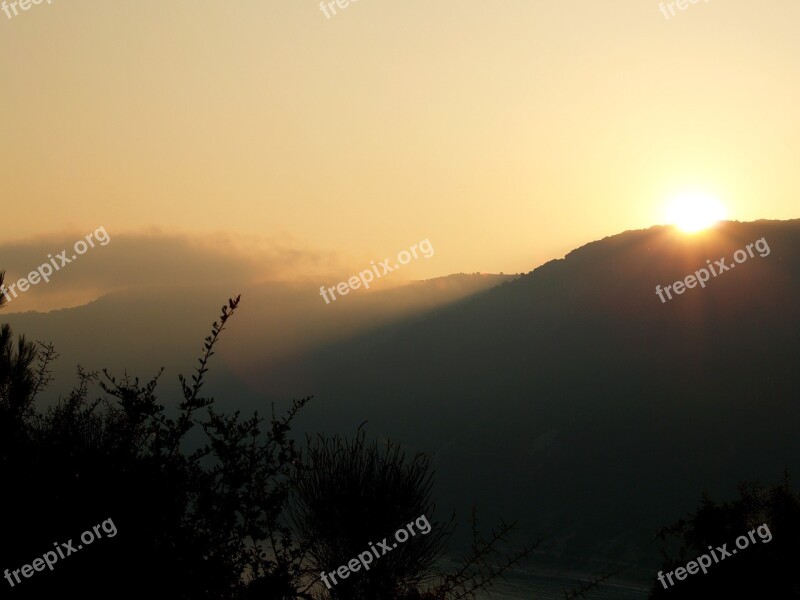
[0,228,337,313]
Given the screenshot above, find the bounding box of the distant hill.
[252,219,800,578]
[2,273,513,401]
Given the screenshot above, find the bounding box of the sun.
[663,192,728,233]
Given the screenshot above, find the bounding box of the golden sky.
[2,0,799,279]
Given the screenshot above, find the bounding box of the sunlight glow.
[664,192,728,233]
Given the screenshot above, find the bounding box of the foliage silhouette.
[290,426,451,600]
[649,474,800,598]
[1,289,311,600]
[289,427,569,600]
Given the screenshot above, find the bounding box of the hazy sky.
[2,0,799,280]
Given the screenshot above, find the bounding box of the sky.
[2,0,799,291]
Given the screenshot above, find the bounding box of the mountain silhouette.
[256,219,800,577]
[5,220,798,581]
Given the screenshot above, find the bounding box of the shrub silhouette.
[649,474,800,598]
[290,427,451,600]
[289,428,565,600]
[0,285,310,600]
